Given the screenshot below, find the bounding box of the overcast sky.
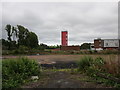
[2,2,118,45]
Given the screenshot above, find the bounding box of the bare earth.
[21,70,111,88]
[3,55,117,88]
[2,54,118,64]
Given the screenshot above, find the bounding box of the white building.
[103,39,119,48]
[91,39,120,50]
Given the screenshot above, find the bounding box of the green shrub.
[94,57,105,65]
[77,56,93,72]
[2,57,40,88]
[85,57,106,76]
[93,57,106,72]
[86,66,97,77]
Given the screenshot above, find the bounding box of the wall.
[94,39,103,48]
[61,46,80,51]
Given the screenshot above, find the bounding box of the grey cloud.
[2,2,118,45]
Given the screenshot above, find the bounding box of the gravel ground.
[21,70,111,88]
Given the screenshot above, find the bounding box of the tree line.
[1,24,61,51]
[2,24,39,50]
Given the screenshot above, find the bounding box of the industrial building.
[91,38,120,50]
[61,31,80,51]
[56,31,119,51]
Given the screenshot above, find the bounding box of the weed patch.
[2,57,40,88]
[77,56,93,72]
[77,56,120,88]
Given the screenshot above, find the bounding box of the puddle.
[40,61,77,69]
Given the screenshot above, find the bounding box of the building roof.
[94,39,120,40]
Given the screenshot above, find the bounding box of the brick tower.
[61,31,68,46]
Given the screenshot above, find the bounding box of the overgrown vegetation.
[2,57,40,88]
[77,56,120,88]
[77,56,93,72]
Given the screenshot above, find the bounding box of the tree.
[80,43,91,50]
[5,24,12,50]
[38,43,48,50]
[17,25,29,46]
[5,25,18,50]
[4,24,39,50]
[26,32,38,48]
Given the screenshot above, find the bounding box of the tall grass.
[104,55,120,77]
[77,56,93,72]
[77,56,120,88]
[2,57,40,88]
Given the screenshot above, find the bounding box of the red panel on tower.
[61,31,68,46]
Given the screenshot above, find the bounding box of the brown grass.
[3,54,120,75]
[101,55,119,75]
